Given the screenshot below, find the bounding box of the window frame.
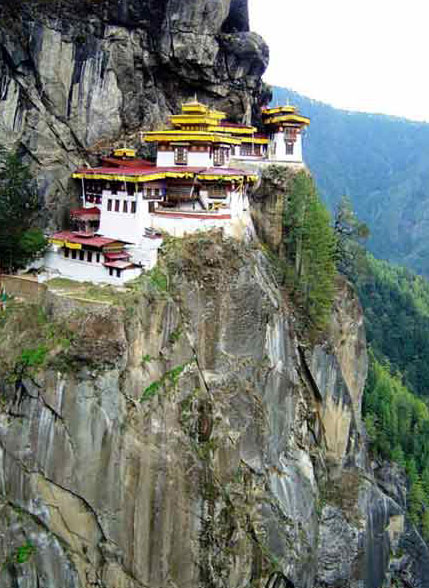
[174,146,188,165]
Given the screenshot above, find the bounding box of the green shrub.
[19,345,48,368]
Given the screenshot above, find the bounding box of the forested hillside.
[272,87,429,276]
[349,252,429,535]
[355,255,429,396]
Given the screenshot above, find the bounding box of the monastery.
[44,101,310,285]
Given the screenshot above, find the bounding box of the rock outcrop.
[0,0,268,227]
[1,226,427,587]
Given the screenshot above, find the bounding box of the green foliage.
[363,353,429,532]
[140,379,163,402]
[422,510,429,541]
[168,326,182,345]
[147,266,168,292]
[0,301,76,381]
[140,364,187,402]
[334,196,369,279]
[0,148,46,271]
[19,345,48,368]
[15,542,35,565]
[282,170,337,336]
[355,254,429,396]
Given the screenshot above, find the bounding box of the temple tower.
[262,106,310,164]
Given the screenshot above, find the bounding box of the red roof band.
[70,207,101,217]
[51,231,123,248]
[103,260,135,270]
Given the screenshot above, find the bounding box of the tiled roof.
[104,251,130,260]
[101,157,156,168]
[51,231,121,248]
[74,165,256,178]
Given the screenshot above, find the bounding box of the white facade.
[43,247,142,285]
[150,213,231,237]
[98,191,160,244]
[156,147,230,168]
[127,238,163,270]
[157,150,211,167]
[268,132,303,163]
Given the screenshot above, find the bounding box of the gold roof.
[143,130,242,146]
[113,148,136,158]
[262,105,297,116]
[262,105,310,128]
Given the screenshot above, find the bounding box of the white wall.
[156,149,214,168]
[98,191,151,244]
[127,238,163,271]
[43,248,142,285]
[269,132,303,163]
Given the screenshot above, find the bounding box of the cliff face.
[0,0,268,226]
[1,226,427,587]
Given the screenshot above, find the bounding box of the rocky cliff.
[0,0,268,227]
[1,221,428,587]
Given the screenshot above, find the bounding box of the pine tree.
[283,171,336,336]
[334,196,369,279]
[0,148,46,272]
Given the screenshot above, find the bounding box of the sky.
[248,0,429,122]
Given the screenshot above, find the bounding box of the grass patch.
[47,278,122,304]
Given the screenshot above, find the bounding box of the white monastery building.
[43,101,310,285]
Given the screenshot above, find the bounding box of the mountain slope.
[272,87,429,276]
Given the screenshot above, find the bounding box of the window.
[123,201,128,213]
[87,251,93,263]
[64,248,69,258]
[109,268,113,276]
[240,144,252,157]
[96,253,100,263]
[174,147,188,165]
[79,250,85,261]
[127,184,134,196]
[131,201,137,213]
[107,199,112,211]
[115,200,120,212]
[285,142,294,155]
[213,148,225,166]
[72,250,77,260]
[116,269,121,278]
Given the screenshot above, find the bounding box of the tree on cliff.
[0,148,46,273]
[334,196,369,279]
[283,171,336,335]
